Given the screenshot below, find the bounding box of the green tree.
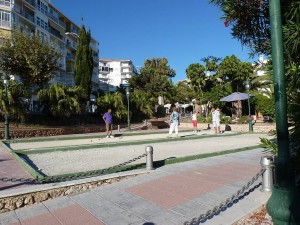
[0,29,61,90]
[129,58,175,98]
[74,24,94,100]
[201,56,222,75]
[130,90,155,119]
[210,0,300,181]
[0,80,28,123]
[251,92,275,117]
[96,92,127,120]
[38,84,86,117]
[218,55,254,92]
[171,80,197,103]
[185,63,206,97]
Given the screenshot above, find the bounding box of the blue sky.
[52,0,253,82]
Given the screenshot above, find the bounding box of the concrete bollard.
[118,125,120,132]
[145,146,154,170]
[260,156,274,192]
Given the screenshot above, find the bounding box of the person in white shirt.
[168,107,180,138]
[192,111,198,133]
[212,108,220,134]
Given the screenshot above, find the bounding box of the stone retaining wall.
[179,122,275,133]
[0,124,128,139]
[0,174,137,213]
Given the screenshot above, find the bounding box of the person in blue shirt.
[168,107,180,138]
[103,108,113,138]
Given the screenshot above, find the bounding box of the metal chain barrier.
[0,153,147,184]
[183,168,266,225]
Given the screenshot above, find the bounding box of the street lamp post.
[244,80,253,133]
[3,75,9,140]
[266,0,300,224]
[126,87,131,131]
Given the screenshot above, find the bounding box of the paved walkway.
[0,145,34,191]
[0,149,271,225]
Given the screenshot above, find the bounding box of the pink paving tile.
[126,162,261,208]
[143,190,188,208]
[0,146,35,190]
[20,212,60,225]
[52,204,104,225]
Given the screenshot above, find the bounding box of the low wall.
[0,124,128,139]
[0,174,138,213]
[179,122,275,133]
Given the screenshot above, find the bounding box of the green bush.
[238,116,248,124]
[221,116,232,124]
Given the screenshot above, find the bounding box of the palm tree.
[131,90,154,118]
[38,84,85,117]
[96,92,127,120]
[0,80,28,123]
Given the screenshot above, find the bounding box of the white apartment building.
[0,0,100,109]
[99,58,137,92]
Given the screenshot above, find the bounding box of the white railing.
[0,0,11,8]
[0,20,11,28]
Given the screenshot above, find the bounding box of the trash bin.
[260,156,274,192]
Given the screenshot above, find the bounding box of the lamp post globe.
[244,80,253,133]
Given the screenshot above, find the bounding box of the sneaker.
[167,135,172,138]
[106,135,110,138]
[109,135,114,138]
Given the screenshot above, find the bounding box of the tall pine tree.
[74,23,93,100]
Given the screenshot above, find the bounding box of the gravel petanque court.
[8,131,269,176]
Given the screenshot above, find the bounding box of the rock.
[64,188,74,195]
[0,202,4,210]
[24,196,34,205]
[34,192,49,203]
[6,201,16,210]
[1,208,10,213]
[15,198,24,208]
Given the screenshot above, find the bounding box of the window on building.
[3,0,11,6]
[36,17,40,26]
[109,68,113,72]
[0,10,11,27]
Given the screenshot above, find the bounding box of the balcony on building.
[0,18,11,29]
[121,68,132,74]
[48,12,66,29]
[49,25,64,41]
[14,4,35,25]
[23,0,35,9]
[66,53,75,61]
[99,66,110,74]
[121,74,131,79]
[66,39,77,50]
[99,74,109,79]
[0,0,13,9]
[121,62,131,68]
[65,22,79,38]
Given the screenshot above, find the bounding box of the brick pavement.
[0,149,271,225]
[0,146,34,191]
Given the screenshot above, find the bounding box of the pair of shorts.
[106,123,113,130]
[192,120,197,127]
[213,121,220,128]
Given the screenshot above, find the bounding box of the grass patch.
[14,133,242,155]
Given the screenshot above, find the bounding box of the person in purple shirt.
[103,109,113,138]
